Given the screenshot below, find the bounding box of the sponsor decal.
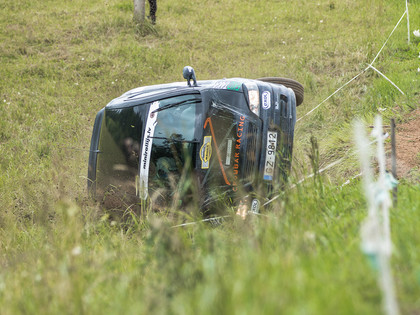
[213,80,241,91]
[200,136,212,169]
[251,199,260,213]
[225,139,233,166]
[262,91,271,110]
[227,81,241,91]
[232,115,245,192]
[138,101,159,200]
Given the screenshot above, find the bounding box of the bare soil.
[391,109,420,182]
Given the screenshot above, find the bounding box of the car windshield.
[139,94,203,199]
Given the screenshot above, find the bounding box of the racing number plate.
[263,131,277,181]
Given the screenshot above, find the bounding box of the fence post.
[391,118,398,207]
[133,0,146,23]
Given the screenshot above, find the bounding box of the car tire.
[257,77,304,106]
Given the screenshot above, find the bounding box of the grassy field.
[1,0,420,313]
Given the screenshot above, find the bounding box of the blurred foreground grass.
[1,181,419,314]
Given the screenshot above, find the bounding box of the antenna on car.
[183,66,198,87]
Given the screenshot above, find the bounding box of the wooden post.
[391,118,397,207]
[133,0,145,23]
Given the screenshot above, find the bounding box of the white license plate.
[263,131,277,181]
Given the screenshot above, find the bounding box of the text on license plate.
[263,131,277,181]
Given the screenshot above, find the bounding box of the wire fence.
[284,2,413,205]
[297,5,409,122]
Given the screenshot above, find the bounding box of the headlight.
[244,82,260,117]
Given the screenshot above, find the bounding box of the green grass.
[0,0,420,313]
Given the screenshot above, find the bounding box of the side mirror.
[183,66,198,87]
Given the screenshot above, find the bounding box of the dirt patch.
[390,109,420,181]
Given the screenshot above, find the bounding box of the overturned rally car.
[88,67,303,216]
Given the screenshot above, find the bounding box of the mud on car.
[88,67,303,217]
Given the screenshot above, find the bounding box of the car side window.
[148,94,202,189]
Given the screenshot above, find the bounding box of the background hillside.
[0,0,419,314]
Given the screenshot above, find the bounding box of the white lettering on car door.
[138,101,159,200]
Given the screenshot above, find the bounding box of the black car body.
[88,69,302,215]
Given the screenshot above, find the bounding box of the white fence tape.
[171,215,231,228]
[298,8,408,122]
[367,64,405,95]
[296,69,367,122]
[370,10,407,66]
[406,0,410,44]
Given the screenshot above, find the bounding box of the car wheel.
[257,77,304,106]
